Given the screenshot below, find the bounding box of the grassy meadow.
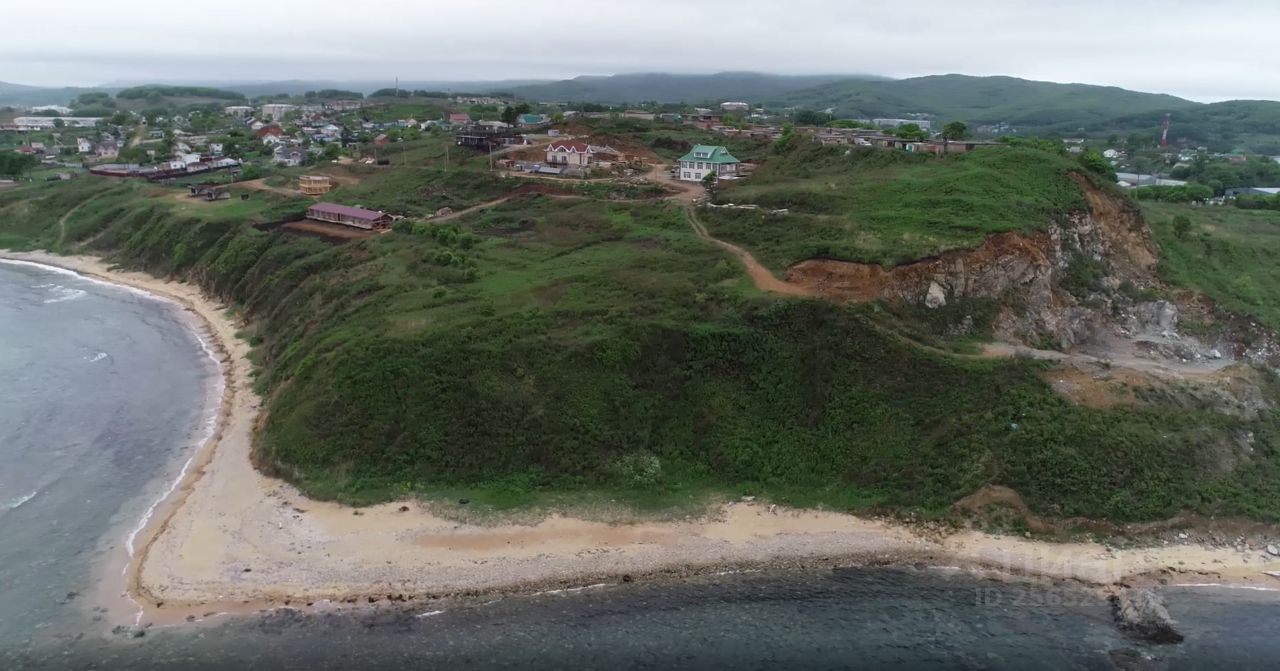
[701,143,1089,269]
[1144,202,1280,331]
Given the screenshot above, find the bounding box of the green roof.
[678,145,740,164]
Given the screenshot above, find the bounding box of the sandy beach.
[5,249,1280,625]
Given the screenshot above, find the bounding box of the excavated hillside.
[785,174,1280,375]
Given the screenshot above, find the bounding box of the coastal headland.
[6,250,1280,629]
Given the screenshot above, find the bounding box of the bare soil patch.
[282,220,379,242]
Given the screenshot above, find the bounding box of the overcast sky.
[2,0,1276,102]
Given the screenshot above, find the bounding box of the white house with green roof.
[677,145,741,182]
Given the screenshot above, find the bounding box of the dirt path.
[685,205,813,298]
[650,164,703,204]
[430,195,518,223]
[128,124,146,149]
[982,340,1236,379]
[56,193,103,248]
[236,179,299,197]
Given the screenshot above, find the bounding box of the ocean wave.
[85,352,109,363]
[42,285,87,304]
[3,491,37,510]
[1,258,159,301]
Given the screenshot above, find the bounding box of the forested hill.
[779,74,1198,126]
[778,74,1280,152]
[502,72,865,104]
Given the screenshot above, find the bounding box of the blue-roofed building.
[518,113,549,128]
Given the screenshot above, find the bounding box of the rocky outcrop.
[1109,589,1184,645]
[785,177,1155,349]
[783,174,1280,368]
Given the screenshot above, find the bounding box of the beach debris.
[111,625,146,639]
[621,574,634,583]
[459,498,470,505]
[1177,532,1188,540]
[242,567,252,573]
[1265,571,1280,581]
[741,496,756,503]
[1109,588,1184,645]
[398,506,410,513]
[1267,544,1279,557]
[768,504,778,515]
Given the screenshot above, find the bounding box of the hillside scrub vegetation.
[700,143,1090,269]
[1145,202,1280,331]
[5,176,1280,524]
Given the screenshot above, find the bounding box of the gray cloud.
[1,0,1276,101]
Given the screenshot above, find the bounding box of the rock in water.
[1109,589,1184,644]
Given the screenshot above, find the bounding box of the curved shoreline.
[5,249,1280,630]
[0,252,235,627]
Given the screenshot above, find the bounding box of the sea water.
[3,259,1280,670]
[0,260,219,660]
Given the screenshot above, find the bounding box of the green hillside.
[0,80,113,107]
[3,161,1280,524]
[701,143,1091,268]
[1145,202,1280,330]
[782,74,1197,127]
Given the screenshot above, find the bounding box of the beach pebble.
[1267,545,1279,557]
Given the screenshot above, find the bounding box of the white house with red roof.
[545,141,595,167]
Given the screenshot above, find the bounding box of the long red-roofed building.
[306,202,392,230]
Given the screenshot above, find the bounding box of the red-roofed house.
[448,113,471,125]
[545,141,595,167]
[373,134,390,145]
[306,202,392,230]
[256,125,286,144]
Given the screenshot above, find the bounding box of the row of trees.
[1233,194,1280,211]
[1131,184,1215,203]
[1169,157,1280,195]
[0,152,38,178]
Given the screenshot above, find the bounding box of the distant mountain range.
[499,72,870,103]
[4,72,1280,152]
[0,80,114,106]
